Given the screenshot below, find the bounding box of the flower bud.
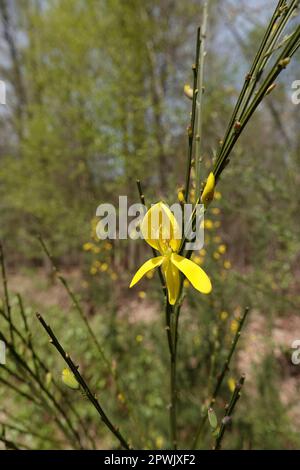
[278,57,290,68]
[62,368,79,390]
[201,172,215,206]
[184,84,193,100]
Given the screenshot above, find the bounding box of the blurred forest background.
[0,0,300,450]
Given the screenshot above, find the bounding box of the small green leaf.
[208,407,218,430]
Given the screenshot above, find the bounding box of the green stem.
[214,374,246,450]
[192,306,250,449]
[195,1,209,198]
[184,27,201,203]
[0,242,14,344]
[36,313,131,450]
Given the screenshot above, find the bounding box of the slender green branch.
[195,1,209,198]
[213,374,246,450]
[16,293,40,376]
[0,375,42,407]
[193,306,250,449]
[213,0,284,172]
[0,242,14,344]
[13,294,96,449]
[36,312,131,450]
[214,13,300,181]
[0,419,60,447]
[185,27,201,202]
[2,295,95,448]
[0,329,82,448]
[0,436,21,450]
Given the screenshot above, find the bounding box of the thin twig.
[36,312,131,450]
[213,374,246,450]
[195,1,209,198]
[0,242,14,344]
[193,306,250,449]
[184,27,201,202]
[0,328,82,448]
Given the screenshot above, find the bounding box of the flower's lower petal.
[163,261,180,305]
[129,256,164,288]
[171,253,212,294]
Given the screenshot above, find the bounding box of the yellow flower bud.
[230,319,239,333]
[220,311,228,321]
[224,260,231,269]
[83,242,93,251]
[62,368,79,390]
[177,190,185,202]
[218,244,226,254]
[136,334,143,343]
[204,219,214,230]
[184,84,193,100]
[227,377,236,393]
[201,172,215,205]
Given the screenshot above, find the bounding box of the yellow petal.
[201,172,215,205]
[171,253,212,294]
[129,256,164,288]
[141,202,181,253]
[163,259,180,305]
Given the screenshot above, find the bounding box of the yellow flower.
[215,191,222,200]
[201,172,215,205]
[230,319,239,333]
[130,202,212,305]
[224,260,231,269]
[213,252,220,260]
[90,266,97,275]
[199,248,206,256]
[136,334,143,343]
[138,291,146,299]
[83,242,93,251]
[117,393,125,403]
[100,262,108,272]
[212,207,220,215]
[227,377,236,393]
[218,244,226,254]
[62,368,79,390]
[155,436,164,449]
[177,190,185,202]
[204,219,214,230]
[220,311,228,321]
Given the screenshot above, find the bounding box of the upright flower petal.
[163,259,180,305]
[129,256,164,288]
[170,253,212,294]
[141,202,181,253]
